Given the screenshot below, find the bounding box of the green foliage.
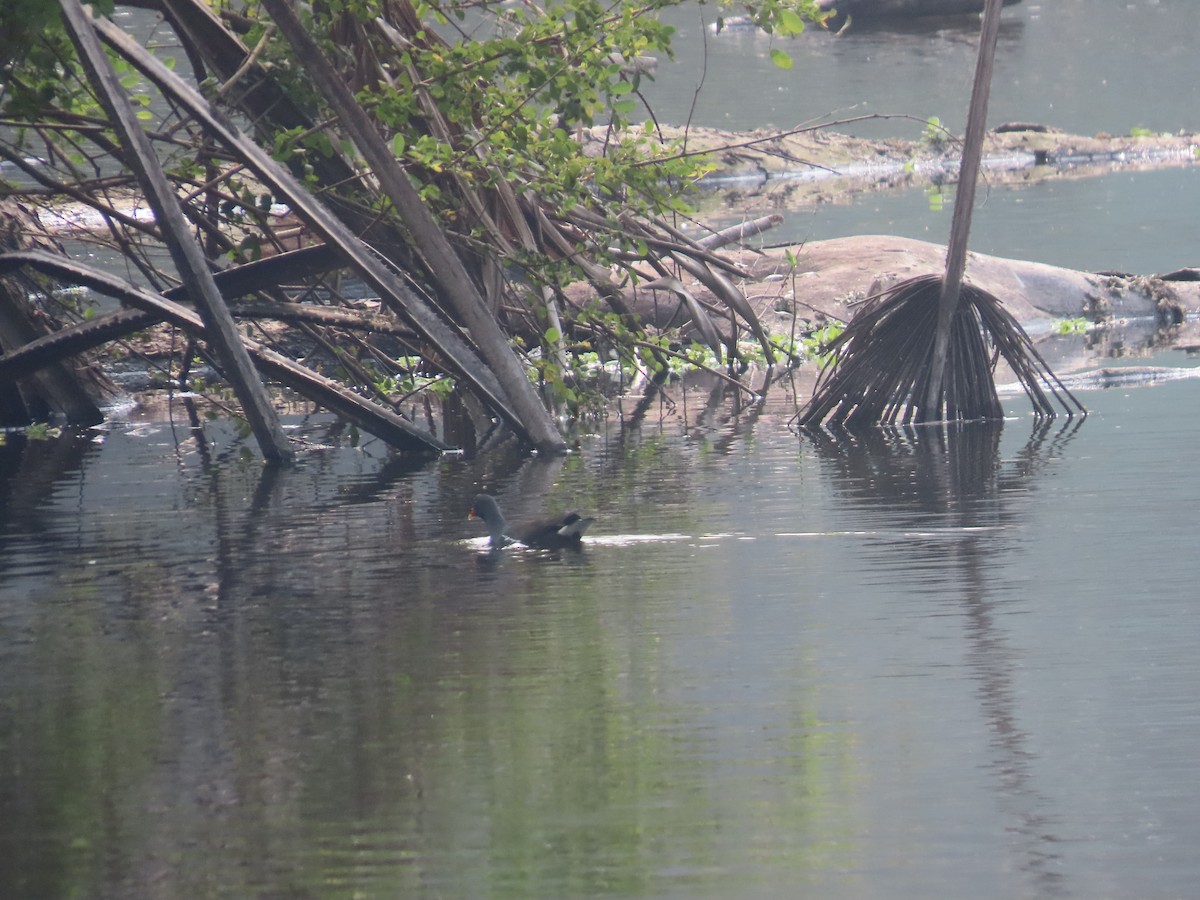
[1,0,826,430]
[921,115,947,149]
[1,0,59,71]
[2,29,81,118]
[376,368,458,402]
[1053,317,1090,335]
[1,0,113,106]
[23,421,64,440]
[781,321,844,368]
[342,0,700,229]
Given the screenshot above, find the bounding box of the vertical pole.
[60,0,295,462]
[920,0,1005,422]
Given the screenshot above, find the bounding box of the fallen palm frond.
[795,275,1085,427]
[3,0,791,452]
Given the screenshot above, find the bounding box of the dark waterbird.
[469,493,594,550]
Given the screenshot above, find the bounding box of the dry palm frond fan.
[797,0,1085,428]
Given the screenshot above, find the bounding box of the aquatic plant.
[1053,317,1090,335]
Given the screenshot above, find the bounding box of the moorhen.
[468,493,594,550]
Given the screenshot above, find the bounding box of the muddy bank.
[580,124,1200,357]
[588,125,1200,214]
[755,235,1198,325]
[584,234,1200,348]
[23,125,1200,412]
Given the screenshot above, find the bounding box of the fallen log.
[62,0,295,462]
[258,0,567,454]
[0,250,450,453]
[92,14,546,451]
[0,242,416,379]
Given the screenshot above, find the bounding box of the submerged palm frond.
[795,275,1085,428]
[798,0,1084,433]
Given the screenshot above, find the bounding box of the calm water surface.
[3,365,1200,898]
[649,0,1200,137]
[6,1,1200,897]
[657,0,1200,274]
[716,166,1200,276]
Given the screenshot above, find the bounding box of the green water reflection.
[6,367,1200,897]
[1,414,863,898]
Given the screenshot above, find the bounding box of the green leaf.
[779,9,806,35]
[545,326,561,343]
[391,133,406,156]
[769,48,793,70]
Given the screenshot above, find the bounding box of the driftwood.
[0,306,154,382]
[1,0,796,454]
[257,0,566,453]
[0,244,415,381]
[697,214,784,252]
[91,15,537,449]
[0,250,450,452]
[0,293,413,383]
[62,0,295,462]
[0,277,109,425]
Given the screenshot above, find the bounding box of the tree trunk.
[919,0,1005,422]
[257,0,567,455]
[61,0,296,463]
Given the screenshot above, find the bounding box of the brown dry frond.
[795,275,1085,428]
